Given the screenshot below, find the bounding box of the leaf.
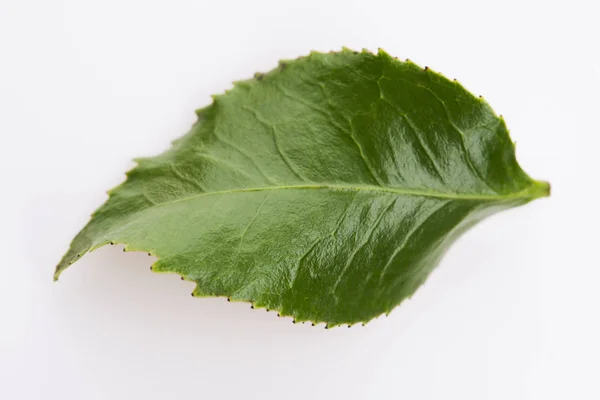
[55,48,549,327]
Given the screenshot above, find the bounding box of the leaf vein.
[378,200,451,284]
[379,95,450,188]
[242,105,308,182]
[170,164,206,192]
[331,197,397,297]
[412,79,498,193]
[290,192,358,289]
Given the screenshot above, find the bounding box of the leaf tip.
[522,180,551,200]
[535,180,551,198]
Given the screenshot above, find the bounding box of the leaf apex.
[533,180,551,198]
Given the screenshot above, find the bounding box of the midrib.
[142,183,548,210]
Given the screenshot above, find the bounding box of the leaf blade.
[55,49,549,326]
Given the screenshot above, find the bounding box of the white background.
[1,0,598,399]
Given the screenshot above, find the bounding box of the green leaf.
[55,48,549,327]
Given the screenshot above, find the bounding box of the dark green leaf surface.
[55,49,549,326]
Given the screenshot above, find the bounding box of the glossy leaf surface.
[55,49,549,326]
